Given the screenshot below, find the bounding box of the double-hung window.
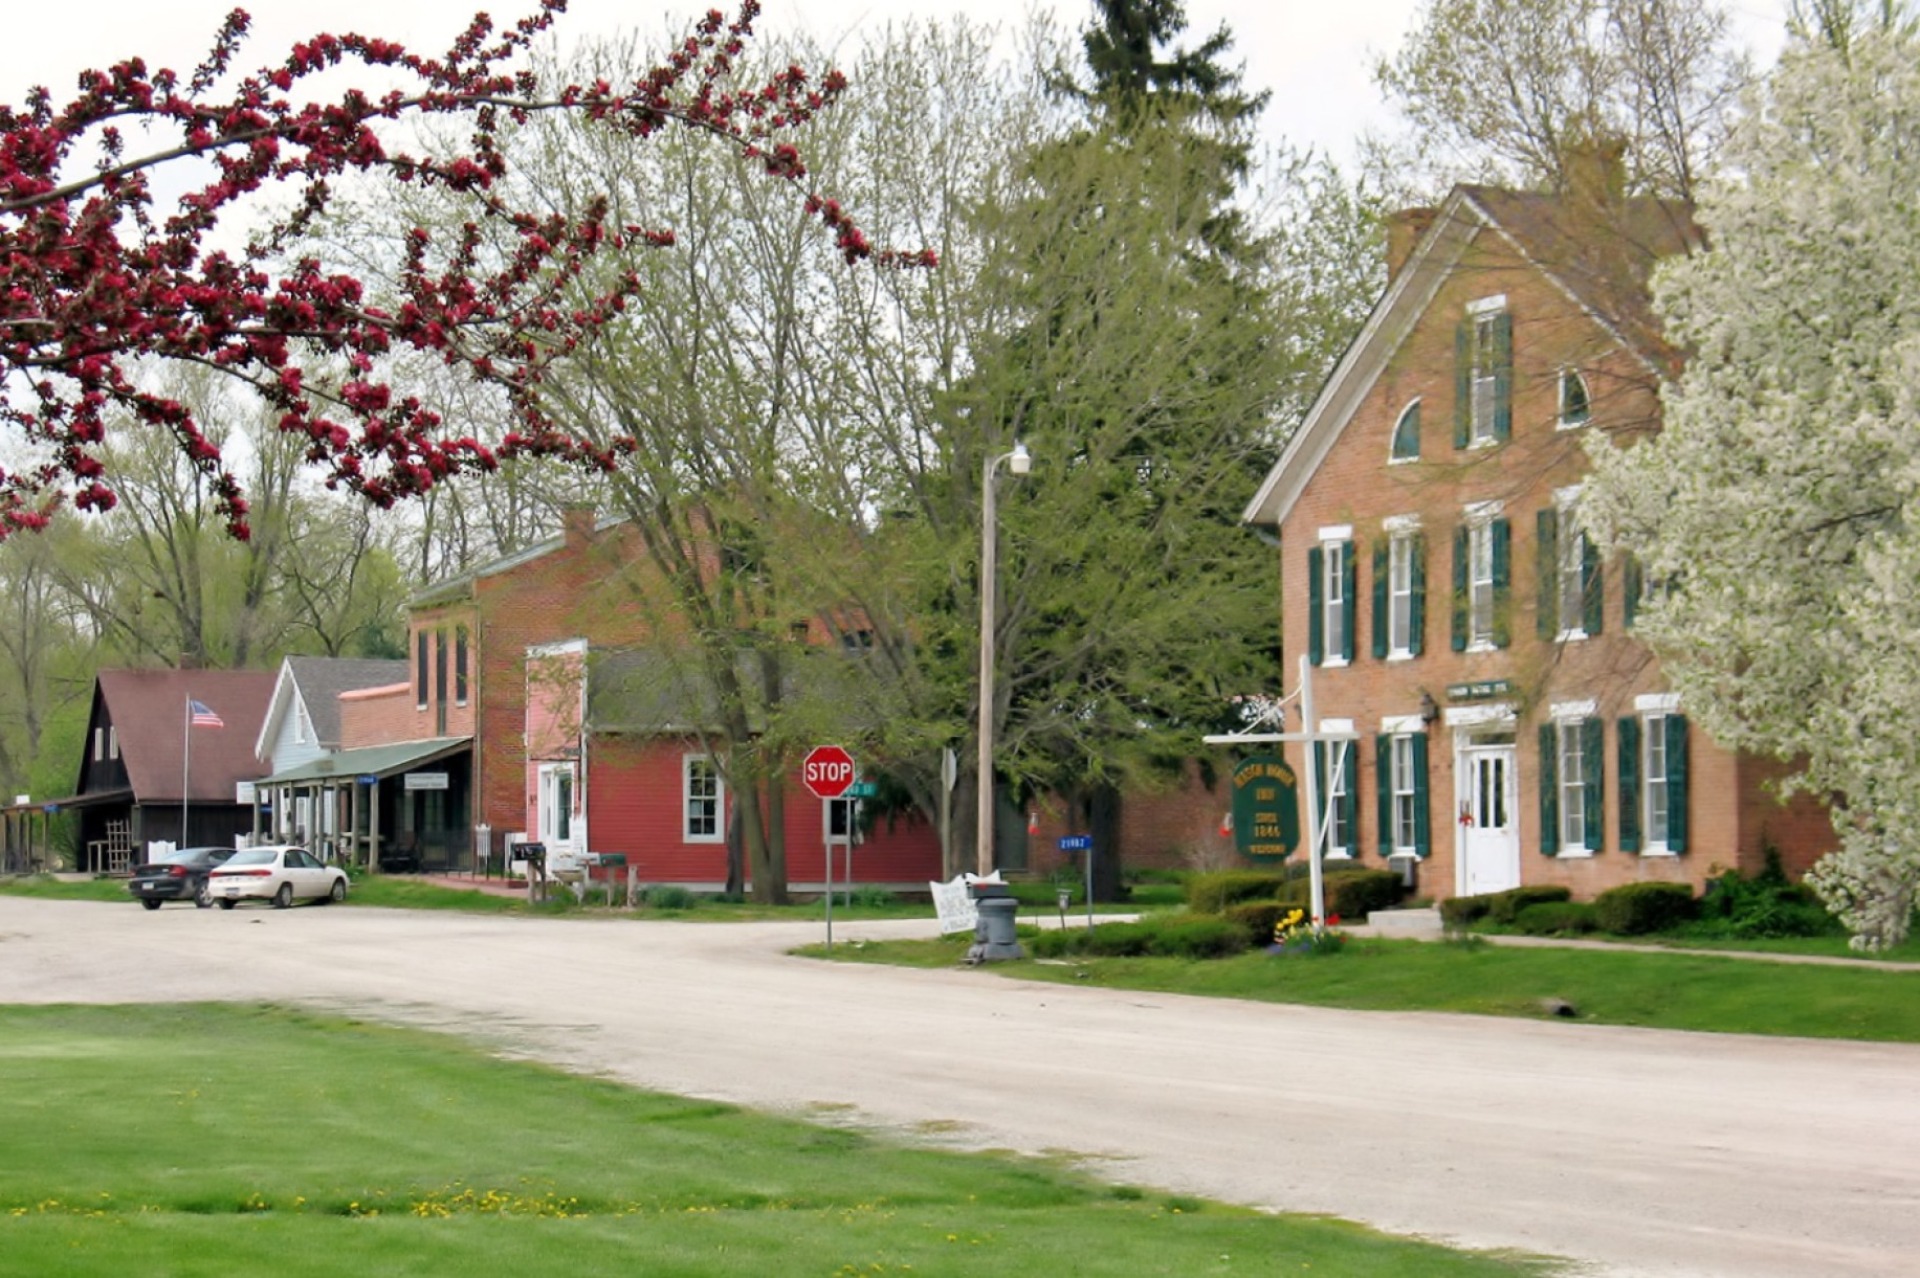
[1308,529,1356,666]
[1374,518,1424,660]
[684,755,724,843]
[1374,721,1431,859]
[1456,297,1512,448]
[1539,707,1603,856]
[1538,491,1602,640]
[1618,702,1689,854]
[1453,503,1509,651]
[1314,734,1358,859]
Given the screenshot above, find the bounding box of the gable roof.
[254,657,409,759]
[93,668,277,803]
[1243,183,1701,529]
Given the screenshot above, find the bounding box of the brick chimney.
[1386,207,1438,284]
[561,503,596,547]
[1563,136,1628,209]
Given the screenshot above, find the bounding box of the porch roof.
[260,737,470,786]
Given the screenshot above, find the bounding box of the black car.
[127,846,237,910]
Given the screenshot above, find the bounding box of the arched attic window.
[1390,399,1421,463]
[1558,369,1591,428]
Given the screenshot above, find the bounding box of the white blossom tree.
[1582,26,1920,949]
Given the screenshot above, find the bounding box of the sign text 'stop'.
[802,745,857,799]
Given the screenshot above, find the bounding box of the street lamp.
[977,441,1031,878]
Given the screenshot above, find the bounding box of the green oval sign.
[1231,754,1300,862]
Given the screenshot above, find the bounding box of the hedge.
[1186,871,1290,915]
[1594,881,1698,935]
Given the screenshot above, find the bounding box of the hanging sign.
[1231,754,1300,861]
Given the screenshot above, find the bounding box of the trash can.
[966,882,1024,963]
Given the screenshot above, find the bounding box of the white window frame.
[1466,296,1507,449]
[1556,491,1589,642]
[1558,367,1591,429]
[1388,526,1417,659]
[1321,722,1355,860]
[92,727,103,763]
[1322,537,1348,669]
[1557,718,1591,856]
[1643,712,1674,856]
[295,702,312,744]
[1389,398,1421,464]
[683,755,724,844]
[1390,733,1419,856]
[1468,517,1497,651]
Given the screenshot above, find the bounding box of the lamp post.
[976,441,1031,878]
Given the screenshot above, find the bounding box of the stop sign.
[802,744,857,799]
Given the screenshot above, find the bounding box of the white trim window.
[1390,398,1421,463]
[1391,734,1419,855]
[1388,529,1417,658]
[683,755,724,843]
[1558,368,1591,428]
[1324,538,1348,667]
[1558,510,1589,639]
[1643,713,1671,852]
[109,726,118,760]
[1470,519,1497,648]
[1558,719,1589,854]
[93,727,103,763]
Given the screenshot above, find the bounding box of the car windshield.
[224,849,277,867]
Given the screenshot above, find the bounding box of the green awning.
[260,737,470,786]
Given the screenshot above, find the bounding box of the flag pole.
[181,695,190,847]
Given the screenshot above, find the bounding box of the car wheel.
[327,879,347,905]
[273,883,294,910]
[194,883,213,909]
[140,898,162,911]
[217,898,237,910]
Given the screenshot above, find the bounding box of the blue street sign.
[1058,834,1092,851]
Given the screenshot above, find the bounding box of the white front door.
[1458,740,1519,896]
[537,763,577,862]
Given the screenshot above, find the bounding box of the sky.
[3,0,1794,172]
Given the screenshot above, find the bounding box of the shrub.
[1695,865,1839,939]
[1224,901,1294,947]
[1593,881,1698,935]
[1513,901,1598,936]
[646,885,697,911]
[1185,870,1289,915]
[1487,885,1572,925]
[1325,868,1402,920]
[1027,914,1247,960]
[1439,895,1493,928]
[848,886,898,908]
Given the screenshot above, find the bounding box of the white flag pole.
[181,696,190,846]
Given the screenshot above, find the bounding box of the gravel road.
[3,896,1916,1277]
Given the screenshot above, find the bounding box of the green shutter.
[1582,533,1604,636]
[1411,733,1431,857]
[1372,540,1390,660]
[1582,717,1605,853]
[1375,734,1394,857]
[1409,534,1427,656]
[1617,717,1642,853]
[1536,507,1560,640]
[1491,517,1512,648]
[1538,722,1560,856]
[1451,525,1469,652]
[1667,714,1689,853]
[1341,540,1357,663]
[1341,740,1360,856]
[1491,311,1513,442]
[1623,554,1643,629]
[1454,322,1471,449]
[1307,545,1324,667]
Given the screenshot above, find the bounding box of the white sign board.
[404,772,449,791]
[929,871,1004,936]
[235,781,257,804]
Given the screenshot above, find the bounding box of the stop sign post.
[803,744,856,799]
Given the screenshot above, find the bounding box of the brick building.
[1242,177,1833,901]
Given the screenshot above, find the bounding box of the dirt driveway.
[3,896,1916,1277]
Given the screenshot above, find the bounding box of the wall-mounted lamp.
[1419,690,1440,724]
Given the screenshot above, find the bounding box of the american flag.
[188,699,224,729]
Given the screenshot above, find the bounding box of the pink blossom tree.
[0,1,924,540]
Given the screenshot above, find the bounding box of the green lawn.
[813,931,1920,1042]
[0,1005,1555,1277]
